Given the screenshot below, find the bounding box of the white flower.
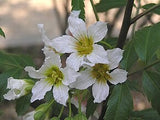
[3,77,34,100]
[23,111,35,120]
[70,48,128,103]
[25,51,79,106]
[37,24,59,55]
[50,10,109,71]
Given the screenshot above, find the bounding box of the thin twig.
[116,0,134,49]
[90,0,99,21]
[130,3,160,25]
[128,59,160,76]
[131,0,141,37]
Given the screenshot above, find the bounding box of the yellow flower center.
[44,66,64,86]
[91,63,112,83]
[75,35,93,56]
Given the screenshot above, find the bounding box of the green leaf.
[104,83,133,120]
[16,94,32,116]
[34,100,54,120]
[34,111,46,120]
[142,71,160,114]
[95,0,126,12]
[131,109,160,120]
[86,96,97,118]
[0,51,34,75]
[98,38,117,49]
[50,117,60,120]
[71,0,85,20]
[126,80,142,92]
[142,3,160,15]
[64,117,74,120]
[0,27,5,38]
[121,40,138,71]
[73,113,87,120]
[134,22,160,64]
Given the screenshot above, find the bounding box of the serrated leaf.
[0,51,34,75]
[0,27,5,38]
[104,83,133,120]
[134,22,160,64]
[16,94,32,116]
[86,96,97,118]
[142,3,160,15]
[131,109,160,120]
[142,71,160,114]
[95,0,127,12]
[121,40,138,70]
[71,0,85,20]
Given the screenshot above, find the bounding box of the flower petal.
[25,66,45,79]
[50,35,76,53]
[61,66,80,85]
[31,79,52,102]
[87,44,109,64]
[7,77,26,89]
[66,53,84,71]
[88,21,107,43]
[109,69,128,85]
[68,11,87,38]
[92,82,109,103]
[37,24,51,46]
[70,69,95,89]
[43,51,62,68]
[107,48,124,69]
[53,84,69,106]
[3,90,17,100]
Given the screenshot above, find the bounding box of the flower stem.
[99,41,113,49]
[90,0,99,21]
[130,3,160,24]
[128,59,160,76]
[78,95,82,113]
[68,96,72,117]
[58,106,64,119]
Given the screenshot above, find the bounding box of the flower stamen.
[44,66,64,86]
[75,35,93,56]
[91,63,112,83]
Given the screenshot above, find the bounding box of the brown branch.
[116,0,134,49]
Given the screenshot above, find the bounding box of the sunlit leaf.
[142,3,160,15]
[71,0,85,20]
[95,0,126,12]
[0,27,5,38]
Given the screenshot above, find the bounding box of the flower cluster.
[3,10,127,116]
